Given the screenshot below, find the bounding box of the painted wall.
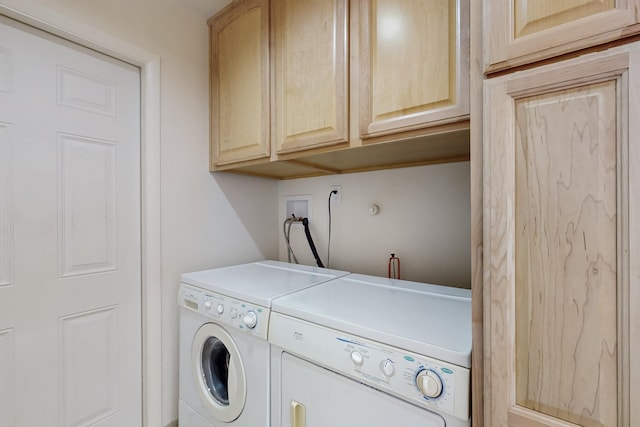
[1,1,279,425]
[278,162,471,288]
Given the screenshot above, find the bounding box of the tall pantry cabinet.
[480,2,640,427]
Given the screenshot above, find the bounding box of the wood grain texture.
[485,45,637,427]
[514,82,617,427]
[508,406,582,427]
[514,0,615,38]
[627,47,640,427]
[359,0,469,138]
[485,74,515,427]
[273,0,348,154]
[470,0,484,424]
[210,0,270,167]
[215,127,469,179]
[484,0,640,73]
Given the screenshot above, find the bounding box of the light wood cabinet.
[272,0,349,154]
[483,44,640,427]
[209,0,270,168]
[209,0,471,178]
[359,0,469,139]
[485,0,640,72]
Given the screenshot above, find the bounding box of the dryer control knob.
[243,311,258,329]
[216,304,224,315]
[351,351,364,366]
[381,359,395,377]
[416,370,443,398]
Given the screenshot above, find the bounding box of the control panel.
[179,283,269,340]
[269,312,470,422]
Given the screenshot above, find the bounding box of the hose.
[302,218,324,268]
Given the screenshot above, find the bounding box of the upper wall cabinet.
[209,0,270,169]
[208,0,471,178]
[272,0,349,154]
[359,0,470,139]
[485,0,640,72]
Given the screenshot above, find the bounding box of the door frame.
[0,2,162,426]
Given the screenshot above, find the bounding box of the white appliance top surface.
[180,261,349,308]
[271,274,472,368]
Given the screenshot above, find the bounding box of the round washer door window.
[191,323,247,422]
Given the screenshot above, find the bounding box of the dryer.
[269,274,472,427]
[178,261,349,427]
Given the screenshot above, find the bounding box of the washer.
[178,260,349,427]
[268,274,472,427]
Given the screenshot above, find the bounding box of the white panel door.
[0,16,141,426]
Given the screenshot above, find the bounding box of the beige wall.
[0,1,279,425]
[278,162,471,288]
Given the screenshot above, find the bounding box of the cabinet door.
[485,0,640,72]
[210,0,270,168]
[359,0,469,139]
[273,0,348,154]
[485,45,640,427]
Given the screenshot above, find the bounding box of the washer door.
[191,323,247,422]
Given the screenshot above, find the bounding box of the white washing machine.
[178,261,349,427]
[268,274,472,427]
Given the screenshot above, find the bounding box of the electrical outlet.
[330,185,342,205]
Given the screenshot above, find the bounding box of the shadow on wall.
[212,171,280,262]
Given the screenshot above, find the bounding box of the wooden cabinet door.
[272,0,348,154]
[485,0,640,72]
[359,0,469,139]
[210,0,270,168]
[485,44,640,427]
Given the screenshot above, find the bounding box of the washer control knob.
[416,370,443,398]
[243,311,258,329]
[381,359,395,377]
[230,308,238,319]
[216,304,224,315]
[204,301,212,310]
[351,351,364,366]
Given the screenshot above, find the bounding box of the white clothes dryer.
[269,274,472,427]
[178,261,349,427]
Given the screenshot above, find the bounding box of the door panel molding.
[0,3,162,426]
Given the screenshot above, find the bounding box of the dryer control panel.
[179,283,269,340]
[269,312,470,422]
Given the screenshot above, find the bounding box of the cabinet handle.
[291,400,306,427]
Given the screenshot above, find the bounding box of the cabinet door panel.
[485,46,639,427]
[360,0,469,138]
[514,82,618,427]
[210,0,270,167]
[485,0,640,72]
[514,0,615,38]
[273,0,348,154]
